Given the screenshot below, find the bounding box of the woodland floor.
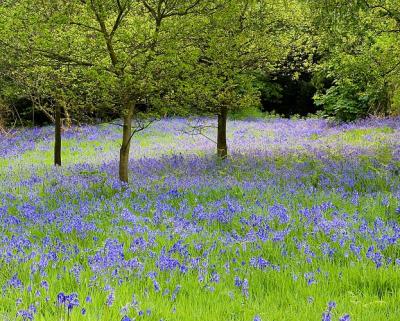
[0,117,400,321]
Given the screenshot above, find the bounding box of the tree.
[309,0,400,120]
[180,0,299,157]
[0,1,93,165]
[0,0,213,181]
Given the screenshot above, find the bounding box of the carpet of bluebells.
[1,117,400,321]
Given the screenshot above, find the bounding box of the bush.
[314,77,390,122]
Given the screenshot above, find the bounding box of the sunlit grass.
[0,118,399,321]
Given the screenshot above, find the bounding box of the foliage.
[310,0,400,121]
[2,0,400,123]
[0,0,215,122]
[152,0,302,118]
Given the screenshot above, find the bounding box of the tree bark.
[217,106,228,158]
[63,105,72,128]
[54,104,62,166]
[119,103,135,183]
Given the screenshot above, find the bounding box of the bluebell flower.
[171,285,181,301]
[153,279,160,292]
[242,279,249,298]
[321,312,331,321]
[234,276,242,287]
[328,301,336,310]
[17,310,34,321]
[40,280,49,291]
[9,274,23,289]
[57,292,66,305]
[250,256,271,270]
[106,292,114,307]
[28,304,37,314]
[210,272,220,283]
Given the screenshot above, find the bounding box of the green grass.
[0,119,399,321]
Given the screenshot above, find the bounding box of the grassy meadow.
[0,117,400,321]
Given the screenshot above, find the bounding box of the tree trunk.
[54,104,62,166]
[217,106,228,158]
[119,103,135,183]
[63,105,72,128]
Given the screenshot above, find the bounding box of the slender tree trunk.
[63,105,72,128]
[119,103,135,183]
[54,104,62,166]
[217,106,228,158]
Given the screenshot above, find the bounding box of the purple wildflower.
[242,278,249,298]
[106,292,114,307]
